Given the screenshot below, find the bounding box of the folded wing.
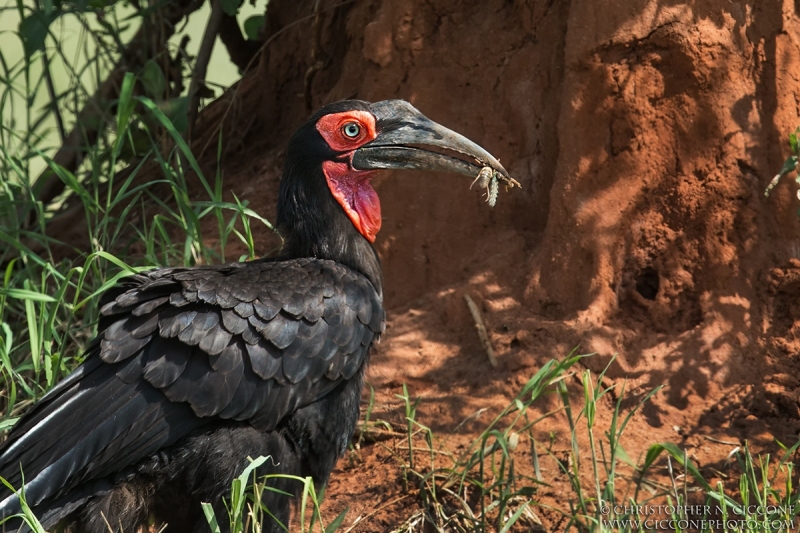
[0,257,384,528]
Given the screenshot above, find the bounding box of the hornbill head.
[279,99,514,245]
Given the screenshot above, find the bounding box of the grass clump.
[202,456,349,533]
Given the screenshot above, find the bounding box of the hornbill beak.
[352,100,518,186]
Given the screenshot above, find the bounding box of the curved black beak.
[352,100,518,188]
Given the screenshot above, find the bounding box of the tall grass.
[0,70,273,416]
[0,0,255,413]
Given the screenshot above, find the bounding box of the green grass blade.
[202,502,222,533]
[325,507,349,533]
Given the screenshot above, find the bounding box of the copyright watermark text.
[599,503,798,531]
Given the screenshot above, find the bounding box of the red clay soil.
[179,0,800,530]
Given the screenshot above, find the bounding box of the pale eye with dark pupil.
[343,123,361,138]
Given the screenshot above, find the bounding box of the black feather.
[169,291,190,306]
[115,351,145,383]
[282,292,306,317]
[322,294,344,327]
[247,340,282,380]
[161,351,210,404]
[254,297,281,321]
[266,314,300,350]
[199,323,233,355]
[142,338,189,388]
[222,309,249,335]
[241,323,261,345]
[209,341,244,374]
[234,301,255,318]
[158,309,197,337]
[131,296,169,317]
[331,311,355,347]
[100,334,151,363]
[218,362,257,420]
[303,290,325,322]
[318,335,340,362]
[281,347,312,384]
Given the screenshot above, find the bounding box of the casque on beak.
[351,100,516,185]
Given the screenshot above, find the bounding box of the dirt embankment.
[188,0,800,529]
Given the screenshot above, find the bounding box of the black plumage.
[0,99,511,532]
[0,259,382,530]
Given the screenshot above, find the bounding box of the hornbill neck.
[276,163,383,298]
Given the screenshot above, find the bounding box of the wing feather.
[247,340,282,380]
[142,338,190,388]
[198,322,233,355]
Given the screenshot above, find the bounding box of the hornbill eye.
[342,122,361,138]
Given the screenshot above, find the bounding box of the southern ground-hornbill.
[0,100,512,532]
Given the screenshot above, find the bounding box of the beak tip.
[490,166,521,189]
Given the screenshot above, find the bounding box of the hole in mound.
[635,267,660,300]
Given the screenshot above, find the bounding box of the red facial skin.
[316,111,382,242]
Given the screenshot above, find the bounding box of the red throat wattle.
[321,161,382,242]
[316,110,382,242]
